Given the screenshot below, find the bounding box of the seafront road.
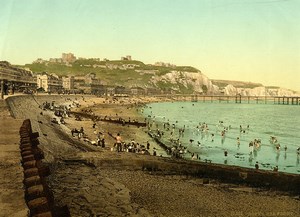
[0,99,28,217]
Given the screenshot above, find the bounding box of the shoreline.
[58,95,300,180]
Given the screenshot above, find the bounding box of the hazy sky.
[1,0,299,90]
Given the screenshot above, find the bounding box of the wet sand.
[2,94,300,217]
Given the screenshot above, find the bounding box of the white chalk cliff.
[150,70,297,96]
[223,85,297,96]
[151,71,219,93]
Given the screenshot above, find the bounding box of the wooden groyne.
[148,131,170,153]
[69,111,147,127]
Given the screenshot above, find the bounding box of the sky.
[0,0,300,90]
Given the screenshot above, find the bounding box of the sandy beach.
[1,94,300,217]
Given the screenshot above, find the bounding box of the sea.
[142,100,300,174]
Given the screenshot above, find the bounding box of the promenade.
[0,99,28,217]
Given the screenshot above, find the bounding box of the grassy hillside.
[13,59,295,94]
[23,59,199,87]
[212,79,263,89]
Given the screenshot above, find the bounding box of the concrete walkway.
[0,99,28,217]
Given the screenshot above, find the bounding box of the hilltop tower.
[62,53,76,63]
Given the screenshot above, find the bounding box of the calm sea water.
[142,101,300,174]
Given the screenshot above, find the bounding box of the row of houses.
[37,72,105,94]
[0,61,36,94]
[0,61,164,96]
[37,72,163,96]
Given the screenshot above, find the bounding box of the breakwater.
[85,152,300,194]
[69,111,147,127]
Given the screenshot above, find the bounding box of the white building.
[62,53,76,63]
[121,55,132,61]
[62,76,74,90]
[37,72,62,92]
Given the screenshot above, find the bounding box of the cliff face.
[223,85,297,96]
[150,71,298,96]
[150,71,219,94]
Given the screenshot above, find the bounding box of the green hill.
[22,59,199,88]
[12,59,297,95]
[212,79,263,89]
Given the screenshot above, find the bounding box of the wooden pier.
[178,94,273,104]
[274,96,300,105]
[154,94,300,105]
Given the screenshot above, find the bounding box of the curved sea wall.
[6,94,86,119]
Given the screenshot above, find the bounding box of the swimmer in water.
[249,141,254,155]
[276,144,281,152]
[224,149,228,157]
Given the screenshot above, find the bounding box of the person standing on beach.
[255,161,259,170]
[79,127,84,139]
[224,149,228,164]
[153,147,157,156]
[116,133,122,152]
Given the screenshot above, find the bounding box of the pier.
[274,96,300,105]
[153,94,300,105]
